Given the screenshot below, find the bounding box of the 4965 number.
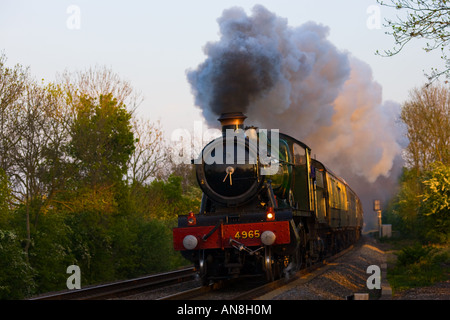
[234,230,260,240]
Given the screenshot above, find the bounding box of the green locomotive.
[173,112,363,283]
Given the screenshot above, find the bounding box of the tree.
[385,83,449,243]
[10,82,70,257]
[384,167,423,236]
[0,53,28,175]
[420,161,450,243]
[68,93,135,187]
[0,169,11,228]
[385,83,450,243]
[128,117,167,185]
[36,83,75,207]
[378,0,450,82]
[58,65,143,113]
[0,230,35,299]
[400,84,450,172]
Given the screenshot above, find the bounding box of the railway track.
[158,244,355,300]
[235,244,355,300]
[29,267,195,300]
[30,243,356,300]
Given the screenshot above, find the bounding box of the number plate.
[223,221,290,247]
[233,229,260,240]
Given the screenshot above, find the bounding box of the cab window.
[293,143,306,165]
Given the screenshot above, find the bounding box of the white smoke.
[301,57,404,183]
[187,4,404,184]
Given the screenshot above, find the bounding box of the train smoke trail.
[187,5,405,212]
[186,5,285,122]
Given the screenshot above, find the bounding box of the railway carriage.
[173,112,363,284]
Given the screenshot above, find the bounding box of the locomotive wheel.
[264,246,275,282]
[293,242,305,271]
[199,250,208,286]
[263,246,282,282]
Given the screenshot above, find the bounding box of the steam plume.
[187,5,404,190]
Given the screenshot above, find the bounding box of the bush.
[388,244,449,292]
[396,243,435,266]
[134,219,186,273]
[29,213,75,293]
[0,230,35,299]
[419,162,450,244]
[384,163,450,244]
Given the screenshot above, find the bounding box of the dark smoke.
[187,5,406,230]
[210,50,280,114]
[187,5,290,123]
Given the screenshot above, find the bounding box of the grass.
[386,242,450,293]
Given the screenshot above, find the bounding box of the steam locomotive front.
[173,112,295,283]
[195,112,264,207]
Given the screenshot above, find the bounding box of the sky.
[0,0,444,139]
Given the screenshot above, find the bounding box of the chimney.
[218,112,247,135]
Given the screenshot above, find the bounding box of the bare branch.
[128,116,167,185]
[377,0,450,82]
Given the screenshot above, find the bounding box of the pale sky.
[0,0,444,138]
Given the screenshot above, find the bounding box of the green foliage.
[385,162,450,244]
[69,93,135,186]
[388,243,449,292]
[396,243,435,267]
[28,213,74,293]
[0,230,35,299]
[132,174,201,220]
[384,167,422,237]
[421,163,450,214]
[0,169,11,228]
[65,209,115,285]
[420,162,450,243]
[133,219,183,273]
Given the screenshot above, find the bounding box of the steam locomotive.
[173,112,363,284]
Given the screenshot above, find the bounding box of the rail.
[29,267,195,300]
